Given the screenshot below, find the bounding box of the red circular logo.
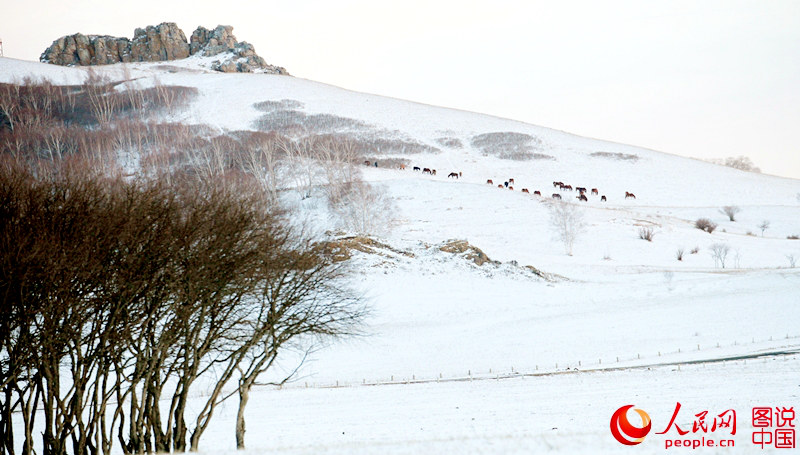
[610,405,652,445]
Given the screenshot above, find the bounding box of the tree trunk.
[235,385,250,450]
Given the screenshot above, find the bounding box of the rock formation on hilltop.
[40,22,289,74]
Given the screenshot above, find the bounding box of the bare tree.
[676,248,684,261]
[316,136,361,204]
[548,200,586,256]
[720,205,741,222]
[329,180,396,236]
[787,254,797,268]
[709,243,731,268]
[0,162,365,455]
[228,237,365,450]
[239,132,285,202]
[758,220,770,237]
[281,136,321,199]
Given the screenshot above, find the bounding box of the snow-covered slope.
[3,57,799,454]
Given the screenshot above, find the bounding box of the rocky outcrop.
[130,23,190,62]
[189,25,287,74]
[40,22,289,74]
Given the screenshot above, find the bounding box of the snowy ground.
[202,357,800,454]
[2,57,799,453]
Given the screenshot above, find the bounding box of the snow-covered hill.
[2,56,799,454]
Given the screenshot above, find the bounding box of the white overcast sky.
[3,0,800,179]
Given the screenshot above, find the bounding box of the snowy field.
[2,57,799,453]
[199,357,800,454]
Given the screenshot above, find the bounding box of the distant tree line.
[707,156,761,173]
[1,75,395,236]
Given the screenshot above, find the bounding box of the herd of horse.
[482,177,634,202]
[369,161,636,202]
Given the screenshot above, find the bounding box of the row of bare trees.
[0,160,365,455]
[0,74,196,174]
[3,76,397,237]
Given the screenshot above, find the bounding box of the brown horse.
[364,160,372,166]
[508,178,515,185]
[448,172,459,178]
[508,186,514,191]
[625,192,636,199]
[487,179,494,185]
[591,188,599,195]
[431,169,437,176]
[399,164,406,170]
[521,188,530,193]
[498,184,504,189]
[553,181,563,188]
[422,168,432,174]
[577,194,588,202]
[552,193,562,199]
[533,190,541,196]
[601,195,607,202]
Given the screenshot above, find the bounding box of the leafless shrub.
[690,246,700,254]
[138,82,198,115]
[695,218,717,233]
[253,99,305,112]
[707,155,761,173]
[329,180,397,236]
[311,132,439,156]
[252,108,307,134]
[306,113,369,132]
[720,205,741,221]
[435,136,463,148]
[548,200,586,255]
[787,254,797,268]
[355,134,440,155]
[590,151,639,161]
[470,131,550,161]
[676,248,684,261]
[638,226,655,241]
[253,106,369,136]
[709,243,731,268]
